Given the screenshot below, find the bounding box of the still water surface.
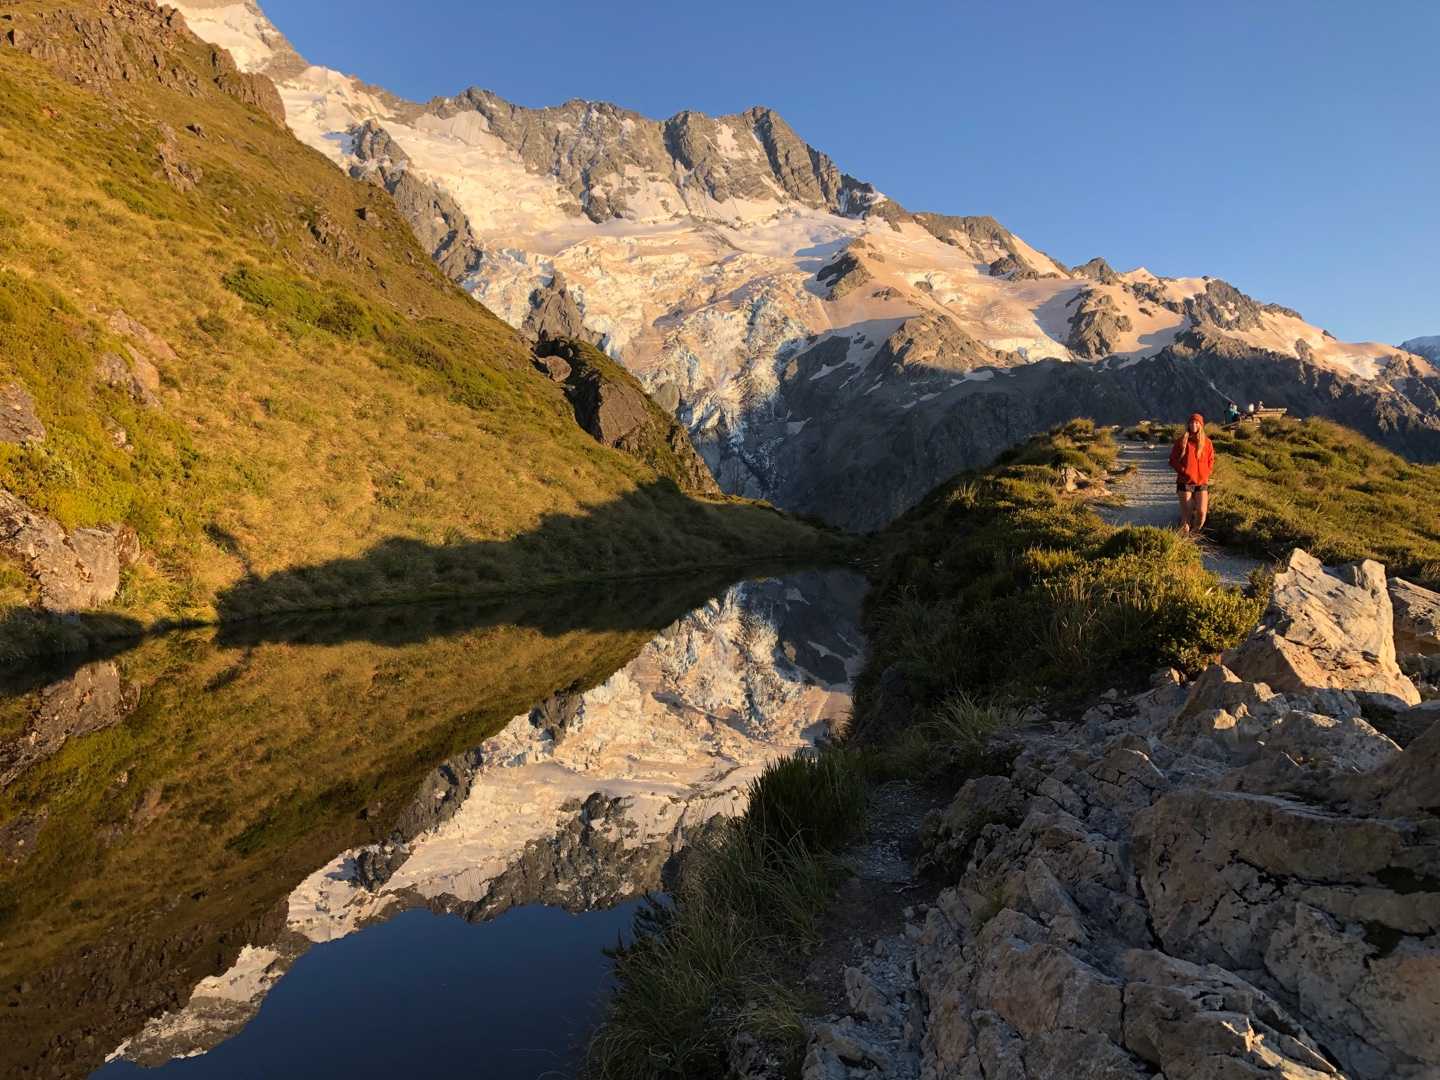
[0,568,866,1079]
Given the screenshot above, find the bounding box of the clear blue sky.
[266,0,1438,344]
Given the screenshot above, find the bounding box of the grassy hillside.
[0,3,837,655]
[1204,417,1440,587]
[857,420,1262,720]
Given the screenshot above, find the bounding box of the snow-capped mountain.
[170,0,1440,527]
[1401,336,1440,364]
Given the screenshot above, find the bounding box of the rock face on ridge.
[795,550,1439,1080]
[346,118,485,279]
[533,338,721,496]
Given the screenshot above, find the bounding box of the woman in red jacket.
[1169,412,1215,534]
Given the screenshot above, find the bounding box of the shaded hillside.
[0,1,834,657]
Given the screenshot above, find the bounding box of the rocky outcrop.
[0,491,141,612]
[1183,278,1270,332]
[816,250,873,300]
[521,272,603,346]
[346,118,485,278]
[429,91,879,224]
[803,550,1438,1080]
[0,381,45,446]
[533,338,720,495]
[1065,288,1133,359]
[5,0,283,123]
[873,314,1011,380]
[1391,577,1440,657]
[1071,256,1120,285]
[1228,548,1420,707]
[97,351,160,407]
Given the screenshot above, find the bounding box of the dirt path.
[1099,442,1263,587]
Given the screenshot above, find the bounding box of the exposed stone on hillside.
[97,351,160,407]
[1227,548,1420,707]
[1070,256,1120,284]
[1065,288,1133,359]
[305,209,361,262]
[874,314,1011,379]
[347,118,484,278]
[0,491,140,612]
[986,253,1044,281]
[816,250,873,300]
[0,382,45,447]
[806,549,1439,1080]
[108,309,177,370]
[6,0,283,123]
[1184,278,1269,331]
[909,212,1063,277]
[1391,577,1440,657]
[1401,336,1440,364]
[533,338,720,495]
[522,272,603,346]
[155,123,202,192]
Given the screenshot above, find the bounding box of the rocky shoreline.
[789,549,1439,1079]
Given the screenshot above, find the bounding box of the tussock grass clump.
[859,422,1263,719]
[870,693,1022,783]
[588,752,866,1079]
[1207,418,1440,587]
[742,752,867,851]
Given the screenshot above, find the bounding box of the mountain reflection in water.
[0,569,866,1079]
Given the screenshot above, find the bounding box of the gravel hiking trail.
[1100,441,1264,587]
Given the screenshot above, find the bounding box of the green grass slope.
[0,2,837,654]
[1204,417,1440,587]
[858,420,1263,720]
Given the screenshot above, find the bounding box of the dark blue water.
[93,903,639,1080]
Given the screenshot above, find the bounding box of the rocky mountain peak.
[1071,256,1119,284]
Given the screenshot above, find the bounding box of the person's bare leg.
[1177,489,1192,533]
[1193,488,1209,533]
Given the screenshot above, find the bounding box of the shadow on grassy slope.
[210,477,848,625]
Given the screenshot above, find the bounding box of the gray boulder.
[1227,549,1420,708]
[1390,577,1440,657]
[0,490,140,612]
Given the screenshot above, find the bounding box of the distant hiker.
[1247,402,1256,415]
[1225,401,1240,424]
[1169,412,1214,535]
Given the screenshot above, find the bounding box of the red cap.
[1190,412,1204,424]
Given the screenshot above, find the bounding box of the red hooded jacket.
[1170,429,1215,486]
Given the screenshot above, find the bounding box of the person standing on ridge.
[1169,412,1214,535]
